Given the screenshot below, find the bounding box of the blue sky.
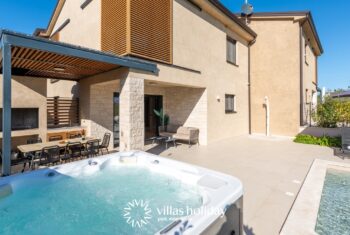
[0,0,348,90]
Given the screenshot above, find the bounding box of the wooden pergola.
[0,30,157,176]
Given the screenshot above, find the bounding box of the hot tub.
[0,151,243,235]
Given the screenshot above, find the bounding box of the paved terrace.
[145,135,350,235]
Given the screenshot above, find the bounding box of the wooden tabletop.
[17,137,98,154]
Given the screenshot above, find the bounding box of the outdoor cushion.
[177,127,190,135]
[173,133,190,140]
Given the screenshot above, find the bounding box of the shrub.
[313,97,350,127]
[294,134,341,147]
[313,97,340,127]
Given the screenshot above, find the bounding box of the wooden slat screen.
[130,0,172,64]
[47,97,80,128]
[101,0,172,64]
[101,0,128,55]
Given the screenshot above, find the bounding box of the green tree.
[313,97,340,127]
[313,97,350,127]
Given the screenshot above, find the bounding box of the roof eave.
[244,11,323,55]
[206,0,257,39]
[37,0,65,37]
[305,12,323,54]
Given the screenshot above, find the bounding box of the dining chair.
[39,146,61,167]
[25,137,43,170]
[64,142,83,161]
[99,133,111,155]
[84,139,100,158]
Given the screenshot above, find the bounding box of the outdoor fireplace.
[0,108,39,131]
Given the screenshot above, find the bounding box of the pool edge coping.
[280,159,350,235]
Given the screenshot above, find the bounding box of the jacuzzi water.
[0,166,202,235]
[315,168,350,235]
[0,151,243,235]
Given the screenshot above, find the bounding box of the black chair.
[0,150,28,174]
[99,133,111,155]
[39,146,61,167]
[26,137,43,168]
[64,142,83,161]
[49,135,63,142]
[84,139,100,158]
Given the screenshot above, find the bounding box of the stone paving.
[145,135,350,235]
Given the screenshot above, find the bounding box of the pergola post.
[1,41,12,176]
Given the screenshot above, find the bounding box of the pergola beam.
[1,38,12,176]
[2,31,158,74]
[0,30,158,176]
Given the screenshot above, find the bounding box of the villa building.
[0,1,323,162]
[242,12,323,136]
[33,0,258,150]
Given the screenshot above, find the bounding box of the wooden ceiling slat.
[20,49,36,68]
[12,56,110,74]
[12,47,24,67]
[21,50,41,69]
[11,47,19,57]
[32,50,44,61]
[34,53,57,71]
[7,46,120,80]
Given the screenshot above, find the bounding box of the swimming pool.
[0,151,243,235]
[280,160,350,235]
[315,168,350,235]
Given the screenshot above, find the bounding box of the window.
[304,43,309,65]
[225,94,236,113]
[227,37,237,65]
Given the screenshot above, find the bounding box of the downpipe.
[264,96,270,136]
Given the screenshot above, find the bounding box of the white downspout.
[264,96,270,136]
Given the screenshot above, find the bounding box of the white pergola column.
[1,42,12,176]
[119,76,144,151]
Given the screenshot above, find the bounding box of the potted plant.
[154,108,170,131]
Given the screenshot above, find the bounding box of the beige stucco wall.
[249,19,301,137]
[47,80,78,98]
[0,76,47,149]
[301,32,318,125]
[51,0,101,50]
[57,0,250,147]
[131,0,250,144]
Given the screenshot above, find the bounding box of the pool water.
[0,166,202,235]
[315,168,350,235]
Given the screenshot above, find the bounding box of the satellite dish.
[241,3,253,16]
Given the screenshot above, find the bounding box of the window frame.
[225,94,237,114]
[226,36,238,66]
[304,42,309,66]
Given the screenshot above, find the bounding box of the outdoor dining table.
[17,137,97,171]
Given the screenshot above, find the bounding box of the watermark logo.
[123,199,227,229]
[123,199,152,228]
